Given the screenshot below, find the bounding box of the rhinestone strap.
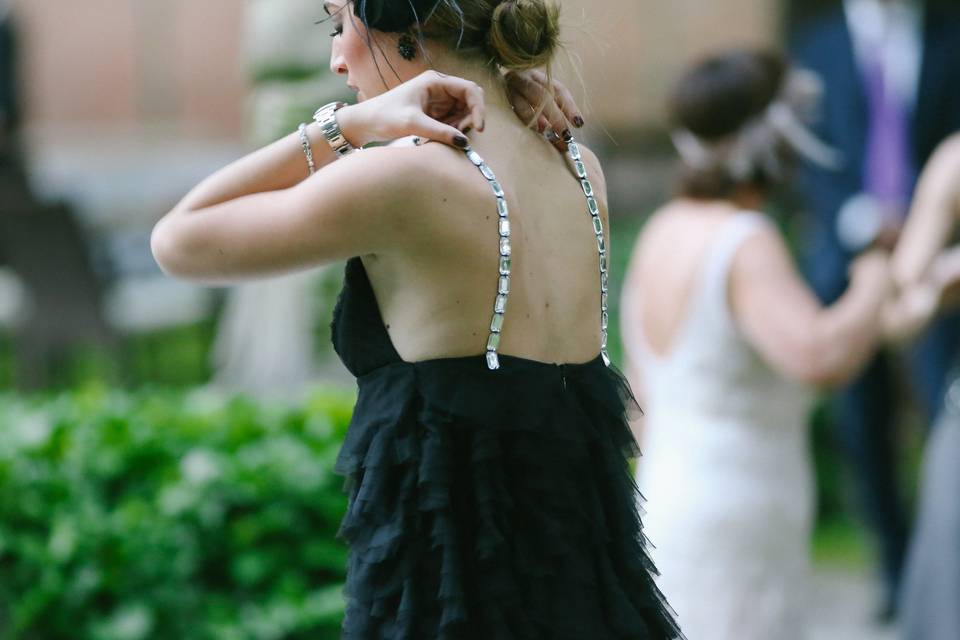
[565,138,611,367]
[463,146,511,371]
[463,137,610,371]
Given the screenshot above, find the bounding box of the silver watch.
[313,101,354,157]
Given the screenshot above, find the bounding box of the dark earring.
[398,32,417,61]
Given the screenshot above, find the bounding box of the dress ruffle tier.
[335,355,683,640]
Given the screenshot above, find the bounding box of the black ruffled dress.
[331,255,683,639]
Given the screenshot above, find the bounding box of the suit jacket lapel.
[912,7,949,163]
[825,9,869,183]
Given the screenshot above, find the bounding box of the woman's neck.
[415,48,517,127]
[675,187,768,215]
[728,185,766,211]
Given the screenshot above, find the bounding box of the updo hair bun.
[487,0,561,71]
[670,50,785,140]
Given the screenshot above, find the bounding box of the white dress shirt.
[844,0,924,108]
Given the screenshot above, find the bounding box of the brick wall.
[12,0,246,139]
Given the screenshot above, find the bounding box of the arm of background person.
[730,226,892,388]
[881,135,960,341]
[891,134,960,287]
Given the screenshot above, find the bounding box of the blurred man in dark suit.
[791,0,960,620]
[0,0,28,203]
[0,0,17,140]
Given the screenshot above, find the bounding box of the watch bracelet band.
[313,101,354,157]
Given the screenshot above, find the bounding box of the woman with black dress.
[151,1,682,638]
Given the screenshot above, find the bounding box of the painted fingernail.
[453,135,469,148]
[562,129,573,142]
[573,116,585,128]
[545,130,559,142]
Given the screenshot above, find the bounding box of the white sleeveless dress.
[624,212,815,640]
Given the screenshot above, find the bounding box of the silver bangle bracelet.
[298,123,317,175]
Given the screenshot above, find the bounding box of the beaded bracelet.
[297,123,317,175]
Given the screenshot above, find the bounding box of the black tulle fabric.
[332,257,684,639]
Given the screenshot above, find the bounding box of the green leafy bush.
[0,386,356,640]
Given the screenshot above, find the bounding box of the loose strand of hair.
[352,6,403,89]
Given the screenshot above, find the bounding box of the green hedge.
[0,386,357,640]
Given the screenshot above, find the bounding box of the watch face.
[837,193,883,252]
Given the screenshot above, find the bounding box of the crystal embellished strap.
[565,137,611,367]
[463,146,511,371]
[462,137,610,371]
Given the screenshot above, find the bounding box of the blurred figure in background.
[622,50,892,640]
[0,0,16,139]
[0,0,19,173]
[883,133,960,640]
[790,0,960,616]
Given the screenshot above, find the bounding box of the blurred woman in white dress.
[621,50,893,639]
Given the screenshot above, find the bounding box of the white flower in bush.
[180,448,221,485]
[5,407,51,450]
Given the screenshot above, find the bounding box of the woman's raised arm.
[730,227,892,388]
[892,134,960,288]
[883,135,960,341]
[151,71,486,284]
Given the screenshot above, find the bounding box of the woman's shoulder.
[335,136,610,225]
[329,141,504,251]
[635,204,776,267]
[727,214,793,281]
[329,141,486,215]
[340,140,465,181]
[572,141,608,203]
[575,141,602,171]
[350,139,490,190]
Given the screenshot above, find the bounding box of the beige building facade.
[12,0,782,141]
[12,0,247,139]
[560,0,780,131]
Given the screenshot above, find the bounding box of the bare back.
[364,118,608,365]
[624,200,743,359]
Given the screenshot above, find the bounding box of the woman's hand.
[849,249,894,292]
[337,70,485,149]
[929,245,960,308]
[505,70,585,150]
[882,246,960,344]
[883,283,939,344]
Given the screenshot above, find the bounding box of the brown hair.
[417,0,562,72]
[669,49,789,199]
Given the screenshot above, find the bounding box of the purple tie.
[862,49,913,217]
